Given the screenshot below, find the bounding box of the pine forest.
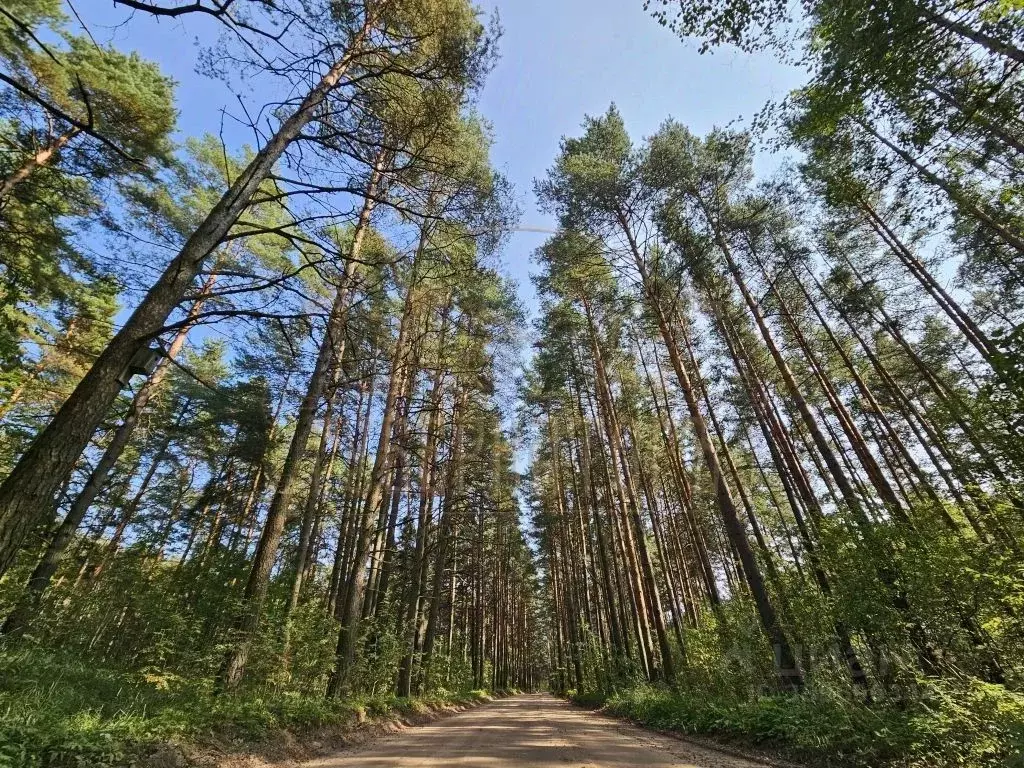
[1,1,1024,766]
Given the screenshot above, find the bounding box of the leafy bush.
[574,677,1024,768]
[0,648,492,768]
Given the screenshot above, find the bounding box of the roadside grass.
[570,679,1024,768]
[0,647,492,768]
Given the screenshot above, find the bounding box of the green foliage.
[0,0,175,384]
[532,81,1024,763]
[26,35,177,165]
[0,647,495,768]
[582,678,1024,768]
[0,0,536,764]
[0,0,64,61]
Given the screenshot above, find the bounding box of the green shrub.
[0,648,493,768]
[574,677,1024,768]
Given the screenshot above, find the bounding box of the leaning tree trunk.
[0,15,376,578]
[713,301,872,693]
[0,126,80,202]
[397,308,451,696]
[923,6,1024,64]
[861,120,1024,256]
[614,206,803,691]
[0,274,213,636]
[640,280,804,690]
[281,379,342,668]
[570,381,626,665]
[581,297,663,679]
[416,384,469,695]
[217,170,382,692]
[327,261,424,697]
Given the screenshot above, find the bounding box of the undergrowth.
[0,648,492,768]
[571,680,1024,767]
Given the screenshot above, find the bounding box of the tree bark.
[218,166,382,691]
[327,254,424,697]
[0,126,80,202]
[0,15,376,577]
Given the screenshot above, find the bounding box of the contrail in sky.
[512,225,558,234]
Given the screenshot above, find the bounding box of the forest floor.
[298,693,781,767]
[0,648,500,768]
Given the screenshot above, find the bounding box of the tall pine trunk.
[0,19,376,577]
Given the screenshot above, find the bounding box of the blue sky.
[78,0,805,320]
[475,0,806,313]
[70,0,807,480]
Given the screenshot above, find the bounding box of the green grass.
[572,679,1024,768]
[0,648,492,768]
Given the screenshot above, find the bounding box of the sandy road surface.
[304,693,772,768]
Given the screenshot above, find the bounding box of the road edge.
[138,693,505,768]
[566,697,806,768]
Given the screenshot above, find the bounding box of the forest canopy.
[1,0,1024,766]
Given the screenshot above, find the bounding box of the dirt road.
[304,694,772,767]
